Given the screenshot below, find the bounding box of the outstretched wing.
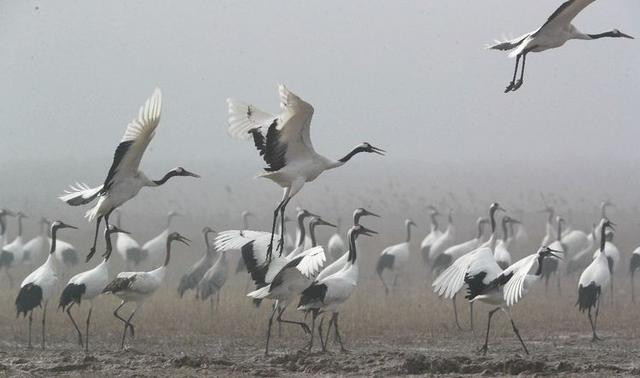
[536,0,596,35]
[295,246,326,278]
[59,183,103,206]
[102,88,162,191]
[213,230,271,251]
[487,33,530,51]
[226,85,316,172]
[502,254,538,306]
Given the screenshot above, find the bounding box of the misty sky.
[0,0,639,221]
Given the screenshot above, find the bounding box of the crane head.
[169,232,191,246]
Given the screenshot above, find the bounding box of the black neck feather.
[153,171,178,186]
[338,146,366,163]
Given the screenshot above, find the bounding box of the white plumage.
[420,207,442,266]
[428,210,456,263]
[15,221,77,349]
[375,219,416,294]
[227,84,383,258]
[489,0,634,92]
[59,89,199,256]
[102,232,190,349]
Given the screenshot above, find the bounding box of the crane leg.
[478,307,500,355]
[506,311,529,354]
[318,313,327,352]
[276,306,311,335]
[267,196,287,261]
[513,53,527,91]
[7,269,14,288]
[125,307,138,338]
[89,216,103,256]
[85,306,92,352]
[332,313,347,352]
[41,303,47,350]
[556,273,562,295]
[114,301,133,349]
[631,273,635,303]
[392,273,398,292]
[304,311,318,351]
[610,276,615,305]
[27,310,33,349]
[66,303,84,347]
[378,272,389,295]
[469,302,475,332]
[504,54,521,92]
[277,197,291,255]
[452,294,463,330]
[592,293,602,341]
[264,303,278,355]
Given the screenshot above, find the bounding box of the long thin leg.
[333,313,347,352]
[324,314,335,351]
[265,303,279,355]
[126,307,138,338]
[478,307,500,355]
[113,301,131,349]
[7,269,14,288]
[610,276,615,305]
[505,54,521,92]
[506,311,529,354]
[41,302,47,350]
[469,302,475,331]
[276,306,311,335]
[89,216,103,256]
[587,307,597,341]
[452,294,463,330]
[392,273,398,292]
[557,273,562,296]
[66,303,83,347]
[277,197,292,256]
[85,306,92,352]
[631,273,635,303]
[512,53,526,91]
[305,311,318,351]
[318,313,326,352]
[592,293,602,341]
[267,201,285,261]
[27,310,33,349]
[378,271,389,295]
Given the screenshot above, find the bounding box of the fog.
[0,0,638,247]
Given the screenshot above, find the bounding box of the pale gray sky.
[0,0,638,232]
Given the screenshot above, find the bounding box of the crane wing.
[502,254,538,307]
[213,230,271,251]
[537,0,596,35]
[59,182,104,206]
[433,247,494,299]
[295,246,326,278]
[102,88,162,191]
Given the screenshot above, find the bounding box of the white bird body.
[111,268,165,303]
[3,236,25,265]
[117,232,142,264]
[52,237,79,268]
[327,233,346,261]
[23,236,48,264]
[493,239,512,270]
[227,85,383,257]
[567,229,596,274]
[197,251,228,301]
[67,260,109,300]
[579,251,610,291]
[561,229,589,258]
[142,229,169,263]
[21,254,58,301]
[428,213,455,262]
[594,241,620,273]
[489,0,634,92]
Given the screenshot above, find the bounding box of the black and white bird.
[15,220,77,349]
[112,210,143,270]
[434,245,561,354]
[577,219,614,341]
[59,224,128,351]
[420,206,442,266]
[1,212,27,284]
[102,232,190,349]
[567,224,597,275]
[178,227,216,298]
[226,84,384,258]
[59,89,199,255]
[489,0,634,92]
[245,217,334,354]
[376,219,416,294]
[431,217,489,330]
[235,210,255,274]
[0,209,13,250]
[315,208,379,283]
[428,210,456,265]
[593,225,620,301]
[327,218,347,262]
[540,207,556,247]
[197,246,228,309]
[298,224,377,352]
[22,218,51,264]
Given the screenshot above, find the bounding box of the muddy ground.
[1,331,639,377]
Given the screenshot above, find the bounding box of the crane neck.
[0,216,5,237]
[534,255,545,276]
[49,226,59,255]
[104,231,114,261]
[477,221,486,239]
[347,229,358,264]
[489,207,498,235]
[588,31,620,40]
[17,216,23,237]
[547,209,554,223]
[502,218,509,241]
[556,221,563,242]
[309,223,318,247]
[295,214,306,248]
[152,170,181,187]
[164,239,174,267]
[203,230,214,257]
[599,224,607,253]
[337,145,368,165]
[167,213,177,228]
[430,213,439,231]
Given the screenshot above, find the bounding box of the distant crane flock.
[1,0,636,360]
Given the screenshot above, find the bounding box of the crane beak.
[620,32,634,39]
[371,146,386,156]
[510,218,522,225]
[64,224,78,230]
[85,251,96,263]
[318,219,337,228]
[363,209,380,218]
[360,226,378,237]
[186,170,201,178]
[176,235,191,246]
